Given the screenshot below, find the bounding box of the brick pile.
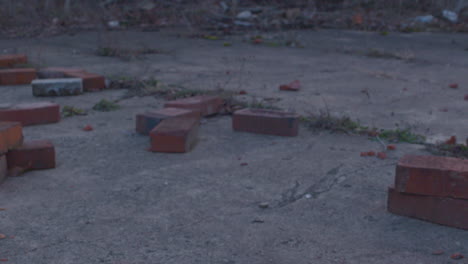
[136,95,300,153]
[0,54,106,95]
[387,155,468,230]
[136,95,220,153]
[0,121,55,185]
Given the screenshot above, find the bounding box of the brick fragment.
[0,54,27,68]
[387,187,468,230]
[0,122,23,154]
[150,117,199,153]
[164,96,224,117]
[395,155,468,199]
[0,102,60,126]
[136,107,200,135]
[0,68,37,85]
[6,140,55,171]
[0,155,7,184]
[232,108,299,137]
[64,71,105,91]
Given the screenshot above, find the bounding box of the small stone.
[237,10,253,20]
[259,202,269,209]
[304,194,312,199]
[252,219,264,223]
[449,83,459,89]
[432,250,444,255]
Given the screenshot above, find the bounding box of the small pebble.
[304,194,312,199]
[259,202,269,209]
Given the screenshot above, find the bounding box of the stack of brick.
[387,155,468,230]
[0,121,55,185]
[0,54,37,86]
[135,95,224,153]
[33,67,106,96]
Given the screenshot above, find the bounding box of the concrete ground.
[0,28,467,263]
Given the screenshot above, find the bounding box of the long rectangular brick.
[32,78,83,96]
[150,117,199,153]
[0,102,60,126]
[136,108,200,135]
[232,108,299,137]
[0,155,6,184]
[0,122,23,154]
[7,140,55,171]
[0,54,27,68]
[164,96,224,117]
[64,71,106,92]
[387,187,468,230]
[0,68,37,85]
[37,67,85,79]
[395,155,468,199]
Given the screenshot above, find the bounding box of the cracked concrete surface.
[0,29,467,263]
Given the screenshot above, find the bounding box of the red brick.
[0,102,60,126]
[164,96,224,117]
[150,117,199,153]
[0,122,23,154]
[136,107,200,135]
[7,140,55,171]
[232,108,299,137]
[0,68,37,85]
[0,155,7,184]
[37,67,85,79]
[387,187,468,230]
[0,54,27,68]
[395,155,468,199]
[64,71,105,92]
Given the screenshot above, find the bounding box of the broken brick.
[387,145,396,150]
[445,136,456,145]
[395,155,468,199]
[7,140,56,171]
[150,117,200,153]
[0,102,60,126]
[164,96,224,117]
[0,54,27,68]
[232,108,299,137]
[0,68,37,85]
[279,80,301,91]
[377,152,387,159]
[83,125,93,131]
[0,122,23,154]
[64,71,106,92]
[387,187,468,230]
[451,254,464,260]
[136,108,200,135]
